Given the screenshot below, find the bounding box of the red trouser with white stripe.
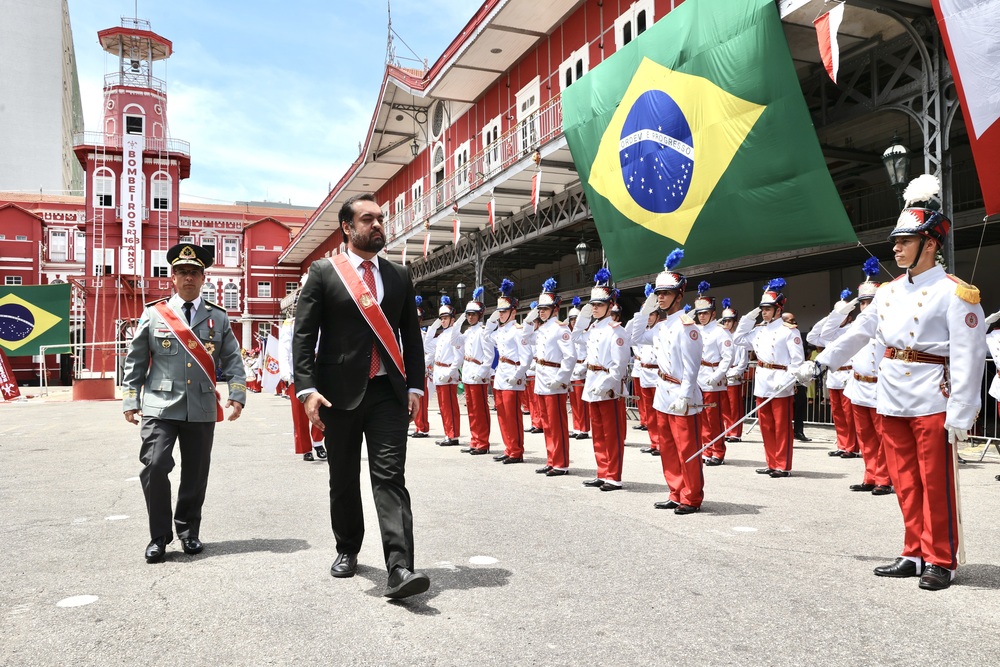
[757,395,793,472]
[635,380,648,427]
[464,382,490,450]
[589,398,626,483]
[436,383,461,439]
[525,377,544,429]
[569,380,590,434]
[853,404,890,486]
[724,384,745,438]
[829,388,859,453]
[700,391,726,460]
[538,393,570,469]
[879,413,958,569]
[494,389,524,458]
[287,383,323,454]
[639,386,660,451]
[653,409,704,507]
[413,376,430,433]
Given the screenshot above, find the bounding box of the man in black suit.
[293,193,429,599]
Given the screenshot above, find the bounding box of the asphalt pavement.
[2,388,999,666]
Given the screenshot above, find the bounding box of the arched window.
[93,168,115,208]
[151,172,171,211]
[201,283,217,303]
[223,282,239,310]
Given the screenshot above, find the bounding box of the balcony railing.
[385,94,564,245]
[73,131,191,158]
[104,71,166,93]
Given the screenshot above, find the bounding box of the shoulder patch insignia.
[689,329,699,341]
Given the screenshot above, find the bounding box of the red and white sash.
[154,301,224,422]
[330,254,406,378]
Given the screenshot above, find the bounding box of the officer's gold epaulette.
[947,275,981,305]
[783,322,798,329]
[204,300,224,310]
[144,297,168,307]
[558,321,568,327]
[514,323,523,329]
[680,313,695,325]
[610,321,621,328]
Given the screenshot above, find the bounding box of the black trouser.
[793,385,807,435]
[139,417,215,540]
[322,376,414,574]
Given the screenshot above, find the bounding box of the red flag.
[453,218,460,245]
[813,3,844,83]
[933,0,1000,216]
[423,232,430,258]
[531,171,541,213]
[0,348,22,401]
[487,197,496,231]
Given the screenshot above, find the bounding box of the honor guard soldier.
[692,282,733,466]
[484,280,532,464]
[454,287,495,455]
[524,279,575,476]
[817,259,892,495]
[628,249,705,514]
[720,299,748,443]
[278,297,326,462]
[807,289,860,458]
[523,300,544,434]
[804,174,986,590]
[430,296,462,446]
[635,284,661,455]
[733,278,804,478]
[567,297,591,440]
[410,296,431,438]
[574,269,630,491]
[122,243,246,563]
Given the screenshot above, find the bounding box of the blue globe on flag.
[0,303,35,342]
[619,90,694,214]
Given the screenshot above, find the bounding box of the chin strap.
[906,237,928,283]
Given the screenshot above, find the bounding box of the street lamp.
[456,282,466,301]
[575,238,590,268]
[410,137,420,157]
[881,133,910,209]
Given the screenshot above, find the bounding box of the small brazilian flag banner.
[0,284,71,356]
[561,0,857,281]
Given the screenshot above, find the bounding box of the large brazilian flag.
[562,0,857,280]
[0,284,71,356]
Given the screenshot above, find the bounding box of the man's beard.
[350,228,385,253]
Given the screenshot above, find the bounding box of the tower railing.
[72,131,190,157]
[104,71,166,93]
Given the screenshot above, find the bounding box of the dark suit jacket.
[292,255,425,410]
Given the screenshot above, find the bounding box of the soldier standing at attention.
[122,243,246,564]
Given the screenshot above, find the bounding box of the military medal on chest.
[205,317,216,354]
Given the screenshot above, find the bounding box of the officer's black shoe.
[536,465,553,474]
[545,468,569,477]
[704,457,724,466]
[640,447,655,454]
[841,451,861,459]
[674,504,700,515]
[828,450,845,457]
[582,478,603,487]
[502,457,523,464]
[756,468,775,474]
[653,499,679,510]
[769,470,791,478]
[849,483,876,492]
[574,432,590,440]
[145,537,167,564]
[469,448,489,455]
[181,537,203,555]
[919,565,953,591]
[599,482,622,492]
[330,553,358,578]
[872,485,894,495]
[650,449,661,456]
[493,454,509,462]
[314,446,327,460]
[303,452,315,462]
[874,557,921,578]
[794,433,812,442]
[529,427,544,434]
[460,447,473,453]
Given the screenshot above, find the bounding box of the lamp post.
[575,238,590,269]
[456,282,466,301]
[881,133,910,210]
[410,138,419,157]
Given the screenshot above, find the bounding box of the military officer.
[692,282,733,466]
[485,279,532,464]
[122,243,246,563]
[455,287,495,455]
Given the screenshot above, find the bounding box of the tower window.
[151,173,171,211]
[94,170,115,209]
[125,116,144,135]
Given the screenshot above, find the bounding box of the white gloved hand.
[576,303,594,330]
[985,310,1000,326]
[667,396,689,414]
[726,370,741,383]
[427,318,441,336]
[946,425,969,443]
[794,360,820,385]
[524,308,539,325]
[640,294,657,317]
[745,307,761,320]
[455,314,467,330]
[488,309,501,324]
[833,298,859,316]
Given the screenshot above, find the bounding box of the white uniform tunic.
[571,336,588,382]
[530,318,574,395]
[808,314,852,390]
[727,344,748,387]
[815,307,885,409]
[487,320,532,391]
[580,318,630,402]
[697,319,733,394]
[816,267,985,428]
[630,311,703,415]
[457,322,495,385]
[733,316,803,399]
[988,331,1000,401]
[431,325,462,386]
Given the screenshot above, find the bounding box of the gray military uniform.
[122,294,246,541]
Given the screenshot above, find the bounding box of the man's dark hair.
[339,193,378,228]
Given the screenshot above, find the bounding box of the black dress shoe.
[410,431,429,438]
[794,433,812,442]
[727,436,741,443]
[650,449,661,457]
[314,446,327,460]
[469,448,489,455]
[180,537,203,555]
[871,485,894,495]
[536,465,553,474]
[874,557,921,578]
[330,553,359,578]
[769,470,791,478]
[704,457,724,466]
[529,427,544,434]
[384,567,430,599]
[493,454,509,462]
[674,504,700,515]
[582,478,604,487]
[840,451,861,459]
[633,424,645,430]
[145,537,167,563]
[640,447,654,454]
[460,447,473,453]
[828,450,845,457]
[756,468,775,474]
[599,482,622,492]
[919,564,952,591]
[638,425,647,431]
[303,452,315,462]
[436,438,460,446]
[545,468,569,477]
[849,483,876,492]
[502,457,523,464]
[654,499,680,510]
[574,432,590,440]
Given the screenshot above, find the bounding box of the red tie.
[361,260,380,378]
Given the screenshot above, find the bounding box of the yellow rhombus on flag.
[0,293,65,353]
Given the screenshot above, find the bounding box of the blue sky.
[68,0,475,207]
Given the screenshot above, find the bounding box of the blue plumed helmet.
[759,278,787,308]
[694,280,715,315]
[858,257,881,301]
[496,279,518,311]
[438,294,456,317]
[568,295,582,318]
[538,277,561,307]
[529,300,538,309]
[465,285,486,314]
[589,267,615,304]
[654,248,687,293]
[644,283,654,298]
[720,297,738,321]
[840,288,853,301]
[414,295,423,314]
